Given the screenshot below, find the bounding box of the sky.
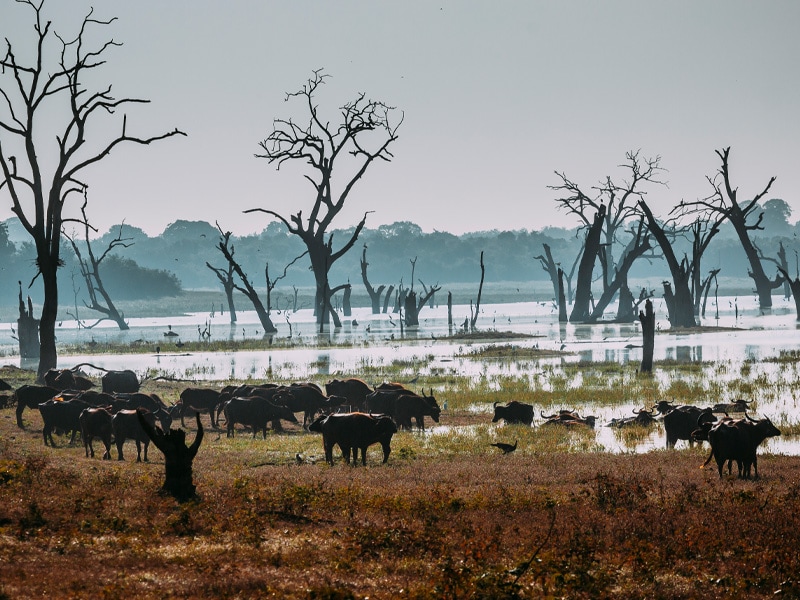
[1,1,799,238]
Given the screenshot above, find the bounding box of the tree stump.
[639,299,655,374]
[137,410,204,502]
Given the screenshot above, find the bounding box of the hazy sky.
[1,1,798,237]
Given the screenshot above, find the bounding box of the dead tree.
[638,201,696,328]
[137,409,203,502]
[213,228,277,334]
[63,196,130,330]
[247,70,402,329]
[639,299,655,374]
[679,147,781,310]
[360,244,388,314]
[551,151,665,322]
[0,1,185,380]
[535,242,580,306]
[206,226,238,323]
[777,265,800,320]
[470,251,485,331]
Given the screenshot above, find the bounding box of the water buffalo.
[14,384,59,427]
[223,396,299,439]
[101,369,140,394]
[366,388,440,431]
[309,412,398,466]
[284,382,345,429]
[606,408,657,428]
[492,401,534,426]
[112,409,157,461]
[711,398,751,414]
[79,406,114,459]
[178,387,224,428]
[662,404,716,449]
[540,409,596,428]
[38,398,90,446]
[704,414,781,479]
[44,368,94,391]
[325,378,372,412]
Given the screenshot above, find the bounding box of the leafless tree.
[550,151,665,322]
[63,194,130,330]
[677,147,781,310]
[0,1,185,379]
[246,70,402,329]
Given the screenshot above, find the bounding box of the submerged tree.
[0,1,185,379]
[247,70,402,329]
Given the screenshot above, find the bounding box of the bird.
[175,340,185,348]
[490,440,518,454]
[164,325,179,337]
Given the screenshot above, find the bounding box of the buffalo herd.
[4,368,782,477]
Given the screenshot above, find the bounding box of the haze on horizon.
[1,1,798,239]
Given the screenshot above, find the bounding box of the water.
[3,294,800,455]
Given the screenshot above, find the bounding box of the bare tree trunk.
[570,205,606,323]
[470,251,485,331]
[557,268,568,323]
[639,299,655,374]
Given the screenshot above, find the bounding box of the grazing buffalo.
[492,401,534,426]
[14,385,59,427]
[366,388,441,431]
[607,408,657,428]
[178,387,224,427]
[661,404,716,449]
[309,412,398,466]
[704,414,781,479]
[325,378,372,412]
[112,409,157,462]
[38,398,90,446]
[284,382,344,429]
[79,406,114,459]
[0,378,12,391]
[223,396,298,439]
[101,370,140,394]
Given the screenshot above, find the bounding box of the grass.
[1,352,800,598]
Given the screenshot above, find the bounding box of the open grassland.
[2,356,800,599]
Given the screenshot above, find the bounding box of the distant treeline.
[2,214,800,310]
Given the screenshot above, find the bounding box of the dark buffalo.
[14,385,59,427]
[309,412,398,466]
[112,409,158,462]
[705,414,781,479]
[223,396,299,438]
[101,370,140,394]
[74,390,117,407]
[284,382,345,429]
[178,387,224,427]
[38,398,90,446]
[607,408,657,428]
[662,405,716,449]
[79,406,114,459]
[366,388,440,431]
[492,401,534,426]
[44,368,94,391]
[325,378,372,412]
[0,378,12,391]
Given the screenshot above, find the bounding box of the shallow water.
[4,294,800,455]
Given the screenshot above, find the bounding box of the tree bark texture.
[570,205,606,323]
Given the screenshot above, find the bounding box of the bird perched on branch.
[490,440,517,454]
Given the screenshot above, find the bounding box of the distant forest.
[1,200,799,310]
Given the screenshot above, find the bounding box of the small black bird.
[491,440,517,454]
